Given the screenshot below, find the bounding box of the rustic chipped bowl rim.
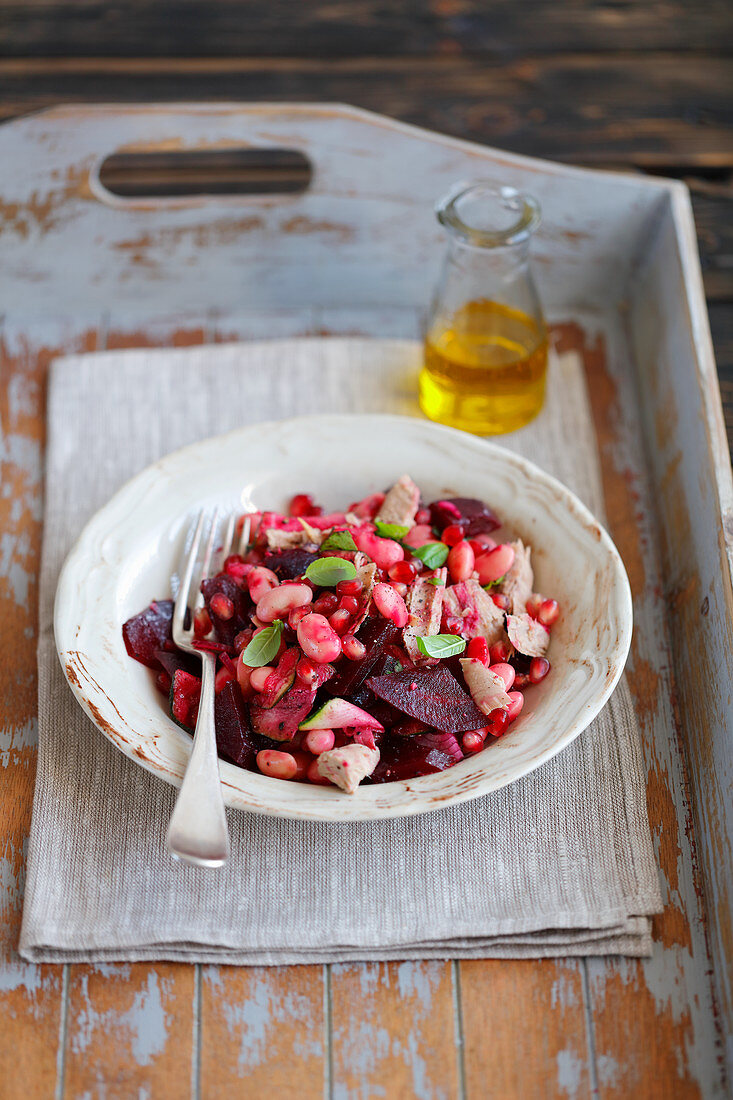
[55,413,632,822]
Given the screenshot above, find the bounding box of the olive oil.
[420,298,548,435]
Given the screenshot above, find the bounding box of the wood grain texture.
[558,322,727,1097]
[1,0,731,58]
[64,963,195,1098]
[710,302,733,452]
[330,961,460,1100]
[631,196,733,1089]
[0,54,731,167]
[200,965,325,1099]
[0,317,99,1100]
[460,959,590,1099]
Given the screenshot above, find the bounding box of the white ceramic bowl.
[55,413,632,822]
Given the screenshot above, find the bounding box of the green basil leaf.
[425,576,445,587]
[241,620,285,667]
[483,575,506,590]
[374,521,411,540]
[416,634,467,659]
[305,556,357,587]
[406,541,449,569]
[320,530,358,553]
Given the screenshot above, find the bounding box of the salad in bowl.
[56,412,631,822]
[123,476,560,794]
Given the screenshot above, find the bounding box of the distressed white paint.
[202,967,323,1072]
[0,103,689,320]
[582,309,726,1096]
[631,196,733,1081]
[71,969,170,1067]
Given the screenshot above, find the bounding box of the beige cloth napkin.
[20,338,661,963]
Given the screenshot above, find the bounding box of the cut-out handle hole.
[98,148,312,198]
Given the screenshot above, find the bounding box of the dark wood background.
[1,0,731,448]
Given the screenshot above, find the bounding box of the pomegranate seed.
[388,560,416,583]
[538,599,560,627]
[444,618,464,636]
[466,636,489,665]
[513,672,530,689]
[486,707,510,737]
[372,582,409,628]
[250,665,275,692]
[329,608,352,635]
[288,605,311,629]
[475,543,515,586]
[256,749,298,780]
[462,730,486,753]
[337,578,363,597]
[339,595,359,615]
[313,592,339,616]
[389,581,408,597]
[304,728,335,755]
[296,656,318,686]
[447,540,475,583]
[491,593,510,610]
[341,634,366,661]
[468,539,488,556]
[210,593,234,620]
[442,524,465,547]
[489,662,515,690]
[415,508,431,525]
[529,657,551,683]
[289,493,322,517]
[155,670,172,696]
[472,533,498,551]
[506,691,524,721]
[193,607,212,637]
[525,593,543,619]
[297,613,343,664]
[489,641,511,664]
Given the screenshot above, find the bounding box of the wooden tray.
[1,104,731,1098]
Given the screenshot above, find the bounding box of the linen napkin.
[21,337,662,963]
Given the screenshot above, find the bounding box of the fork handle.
[166,653,230,867]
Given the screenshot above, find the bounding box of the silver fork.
[165,509,248,867]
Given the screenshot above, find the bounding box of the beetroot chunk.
[327,616,399,696]
[263,548,319,580]
[123,600,175,669]
[215,681,257,767]
[169,668,201,730]
[249,684,317,741]
[201,574,250,647]
[366,666,485,733]
[370,733,462,782]
[429,498,500,537]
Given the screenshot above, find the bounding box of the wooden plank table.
[0,6,731,1097]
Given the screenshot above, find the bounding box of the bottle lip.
[436,181,541,247]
